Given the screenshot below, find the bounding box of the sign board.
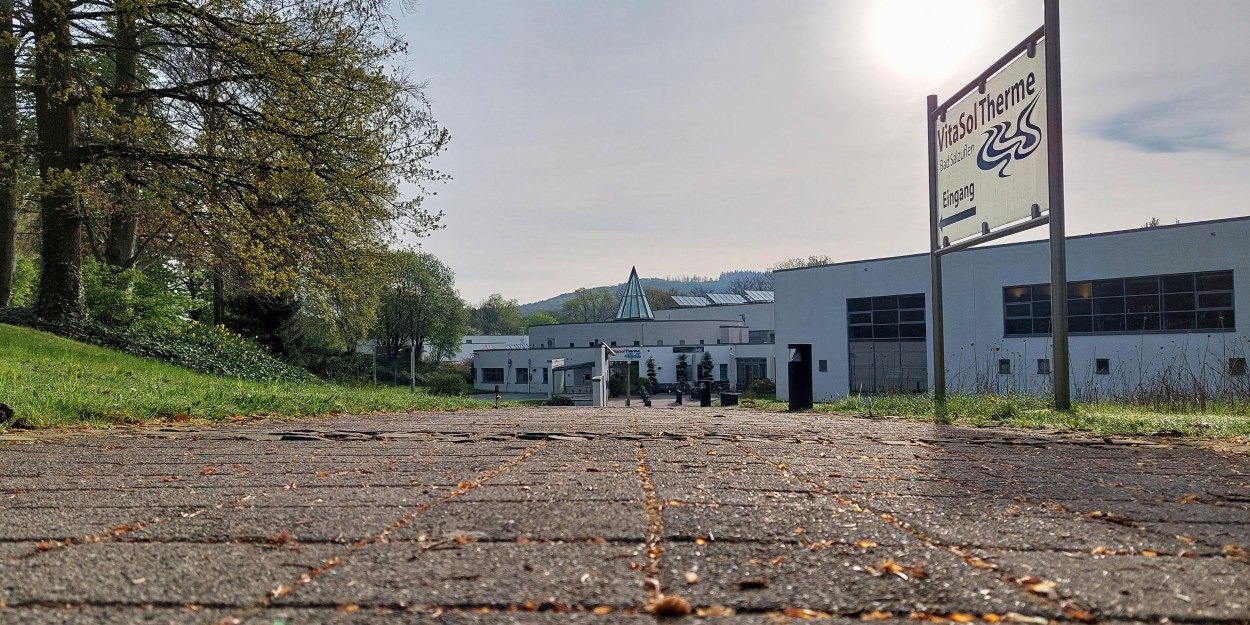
[934,38,1048,245]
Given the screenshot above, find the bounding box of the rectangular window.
[516,368,529,384]
[847,293,926,342]
[818,359,828,372]
[698,339,705,345]
[679,340,686,346]
[610,341,617,347]
[481,368,504,383]
[1036,358,1051,375]
[1004,270,1234,337]
[633,341,640,346]
[547,339,554,348]
[542,368,549,383]
[657,340,664,346]
[1095,359,1111,375]
[749,330,773,344]
[998,359,1011,375]
[719,363,728,380]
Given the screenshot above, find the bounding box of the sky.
[391,0,1250,305]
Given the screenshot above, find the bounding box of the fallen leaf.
[948,613,976,623]
[966,556,997,570]
[856,540,878,548]
[684,571,699,584]
[1063,605,1094,622]
[1178,494,1199,504]
[859,610,892,621]
[696,605,736,617]
[336,604,360,613]
[1176,534,1197,544]
[1002,613,1049,625]
[783,607,829,619]
[200,467,218,475]
[647,595,692,617]
[592,606,613,615]
[1139,550,1158,557]
[737,576,769,590]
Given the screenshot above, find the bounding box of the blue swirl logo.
[977,95,1042,178]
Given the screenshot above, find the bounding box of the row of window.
[847,293,928,340]
[478,367,550,384]
[999,357,1247,377]
[1004,270,1235,336]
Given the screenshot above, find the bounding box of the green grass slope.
[0,323,495,428]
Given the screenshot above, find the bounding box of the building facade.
[773,217,1250,402]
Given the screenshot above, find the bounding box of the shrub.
[746,377,777,397]
[426,372,469,396]
[0,307,313,383]
[608,373,624,398]
[635,376,653,394]
[544,394,575,406]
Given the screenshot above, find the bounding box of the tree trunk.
[32,0,84,318]
[0,1,19,307]
[212,270,225,325]
[103,5,139,269]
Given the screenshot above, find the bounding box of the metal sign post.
[927,0,1069,410]
[1044,0,1071,409]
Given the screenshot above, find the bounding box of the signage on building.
[934,38,1048,246]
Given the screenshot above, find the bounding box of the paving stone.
[662,503,911,546]
[0,607,226,625]
[390,500,647,542]
[0,506,190,541]
[0,542,337,607]
[277,543,645,608]
[242,608,653,624]
[126,505,405,543]
[990,551,1250,620]
[660,542,1051,616]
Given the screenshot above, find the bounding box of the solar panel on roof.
[744,290,775,302]
[707,293,747,305]
[672,296,710,307]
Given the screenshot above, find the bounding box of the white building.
[471,267,776,395]
[773,217,1249,402]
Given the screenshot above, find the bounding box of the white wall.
[775,218,1250,401]
[654,302,774,333]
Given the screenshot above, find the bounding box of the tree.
[646,355,657,388]
[470,294,524,335]
[16,0,449,319]
[0,0,18,307]
[771,255,833,271]
[643,286,678,311]
[727,273,773,293]
[560,287,616,323]
[374,252,466,364]
[676,353,689,385]
[700,351,714,381]
[524,311,560,329]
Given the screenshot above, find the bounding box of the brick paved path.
[2,408,1248,624]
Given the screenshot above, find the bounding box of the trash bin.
[675,389,683,405]
[720,392,739,407]
[699,381,712,407]
[787,344,813,411]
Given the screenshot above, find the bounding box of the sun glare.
[871,0,986,84]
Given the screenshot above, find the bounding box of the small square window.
[818,359,828,372]
[998,359,1011,375]
[657,340,664,346]
[1037,358,1051,375]
[1095,358,1111,375]
[679,340,686,346]
[633,341,640,346]
[699,340,705,345]
[1230,358,1247,376]
[610,341,617,347]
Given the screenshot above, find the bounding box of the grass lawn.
[739,393,1250,440]
[0,323,504,429]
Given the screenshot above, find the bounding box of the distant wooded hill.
[518,270,771,315]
